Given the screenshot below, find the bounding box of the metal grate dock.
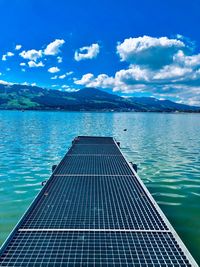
[0,136,198,266]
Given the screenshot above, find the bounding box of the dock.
[0,136,198,266]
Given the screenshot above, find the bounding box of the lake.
[0,111,200,264]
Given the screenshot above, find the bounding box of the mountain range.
[0,83,199,112]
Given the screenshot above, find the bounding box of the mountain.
[0,84,143,111]
[130,97,200,112]
[0,83,199,112]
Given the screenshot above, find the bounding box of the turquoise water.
[0,111,200,264]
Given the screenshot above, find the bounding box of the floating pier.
[0,136,198,266]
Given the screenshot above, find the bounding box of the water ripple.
[0,111,199,264]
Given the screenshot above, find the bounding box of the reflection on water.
[0,111,200,263]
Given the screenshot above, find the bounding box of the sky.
[0,0,200,105]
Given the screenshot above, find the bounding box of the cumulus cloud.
[21,82,36,86]
[20,62,26,66]
[117,36,185,69]
[75,73,115,89]
[57,56,62,63]
[61,85,79,92]
[2,52,14,61]
[44,39,65,55]
[48,67,60,73]
[153,65,192,81]
[74,43,100,61]
[28,61,44,68]
[7,52,14,57]
[51,75,58,80]
[57,71,73,79]
[74,35,200,105]
[74,73,94,85]
[66,71,73,76]
[18,39,65,67]
[0,80,12,85]
[58,74,66,79]
[50,71,73,80]
[65,88,79,92]
[15,45,22,50]
[186,95,200,106]
[20,49,43,61]
[173,50,200,68]
[62,85,69,89]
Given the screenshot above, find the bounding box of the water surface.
[0,111,199,264]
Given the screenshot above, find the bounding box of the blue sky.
[0,0,200,105]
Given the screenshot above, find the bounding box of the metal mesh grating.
[54,155,133,175]
[68,144,121,155]
[0,136,197,266]
[0,231,191,266]
[74,136,115,144]
[20,175,168,230]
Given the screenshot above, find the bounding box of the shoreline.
[0,109,200,114]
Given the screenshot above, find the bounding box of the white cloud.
[20,49,43,61]
[0,80,12,85]
[74,73,94,85]
[48,67,60,73]
[51,71,72,80]
[62,85,69,89]
[173,50,200,68]
[57,56,62,63]
[72,35,199,105]
[28,61,44,68]
[20,62,26,66]
[75,64,197,92]
[44,39,65,55]
[74,73,115,89]
[74,43,100,61]
[61,86,79,92]
[74,60,200,104]
[65,89,79,92]
[58,74,66,79]
[2,52,14,61]
[153,65,192,81]
[21,82,37,86]
[51,75,58,80]
[115,66,151,84]
[176,34,184,40]
[15,45,22,50]
[22,82,30,86]
[18,39,65,66]
[186,95,200,106]
[66,71,73,76]
[7,52,14,57]
[117,36,185,69]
